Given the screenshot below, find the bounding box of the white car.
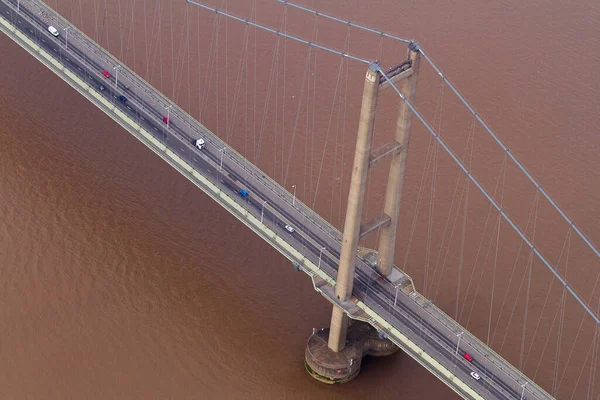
[285,224,295,233]
[48,26,59,37]
[193,138,205,150]
[470,372,481,381]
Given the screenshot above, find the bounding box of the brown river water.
[1,0,599,398]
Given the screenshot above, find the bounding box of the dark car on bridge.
[119,95,127,102]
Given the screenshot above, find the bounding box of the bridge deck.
[0,1,555,399]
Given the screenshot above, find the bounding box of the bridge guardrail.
[24,0,346,249]
[16,0,346,285]
[1,1,338,295]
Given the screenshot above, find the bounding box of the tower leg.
[377,44,421,277]
[327,306,349,352]
[327,61,381,352]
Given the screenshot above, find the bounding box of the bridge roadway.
[0,1,555,399]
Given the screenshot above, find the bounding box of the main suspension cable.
[185,0,600,325]
[378,64,600,325]
[186,0,370,64]
[278,0,600,262]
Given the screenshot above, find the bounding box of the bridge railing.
[29,0,346,247]
[12,0,343,285]
[13,0,347,279]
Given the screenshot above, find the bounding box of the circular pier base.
[305,322,398,384]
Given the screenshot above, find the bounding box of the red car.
[463,353,473,362]
[162,116,170,124]
[102,69,111,78]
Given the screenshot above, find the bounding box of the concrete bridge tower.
[305,42,421,384]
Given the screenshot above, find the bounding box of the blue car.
[119,95,127,102]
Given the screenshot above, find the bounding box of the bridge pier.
[305,321,398,384]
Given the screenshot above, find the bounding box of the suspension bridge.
[1,0,599,399]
